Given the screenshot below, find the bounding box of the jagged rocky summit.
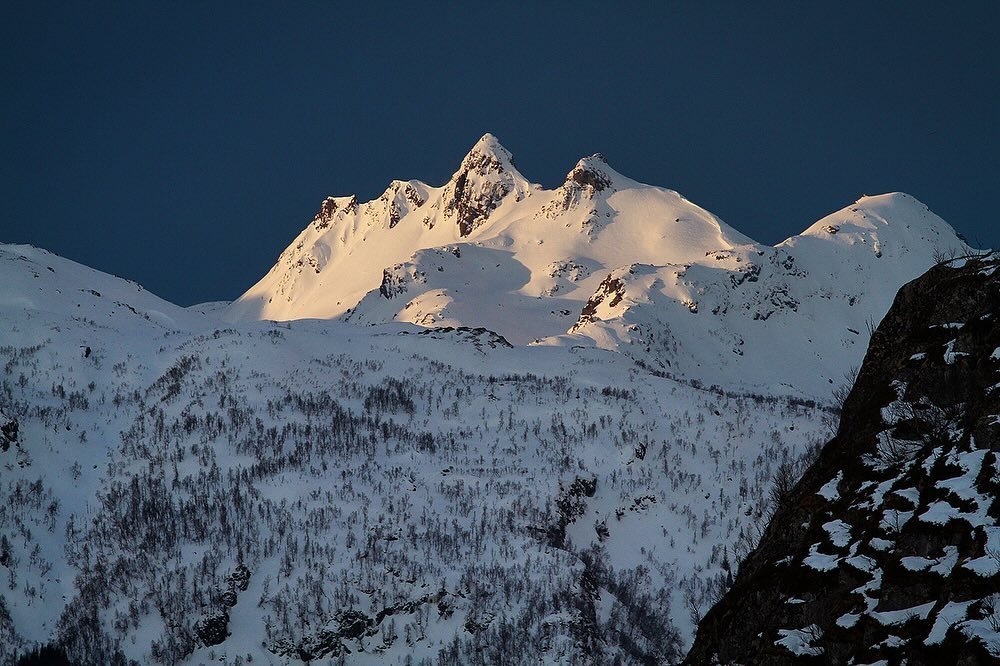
[226,133,969,399]
[687,252,1000,664]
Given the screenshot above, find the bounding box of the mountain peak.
[578,152,608,166]
[855,190,926,206]
[370,180,428,229]
[441,133,530,236]
[780,191,969,262]
[815,191,932,227]
[461,132,517,169]
[565,153,623,194]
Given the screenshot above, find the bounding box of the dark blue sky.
[3,2,997,305]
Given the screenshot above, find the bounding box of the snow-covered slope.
[0,244,209,332]
[564,193,970,397]
[0,241,831,664]
[227,136,968,399]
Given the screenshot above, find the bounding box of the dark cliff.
[687,253,1000,665]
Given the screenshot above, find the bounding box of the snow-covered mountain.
[562,192,968,398]
[226,134,537,324]
[227,135,968,399]
[0,239,831,664]
[224,136,757,329]
[0,134,981,665]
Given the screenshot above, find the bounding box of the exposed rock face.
[548,475,598,547]
[573,271,628,329]
[312,197,341,230]
[0,411,17,452]
[268,592,447,660]
[312,195,358,231]
[399,326,513,351]
[378,265,409,299]
[367,180,427,229]
[226,563,251,592]
[193,609,229,647]
[537,154,619,230]
[568,153,614,193]
[440,133,529,236]
[687,253,1000,664]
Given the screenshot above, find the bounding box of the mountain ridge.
[222,134,970,399]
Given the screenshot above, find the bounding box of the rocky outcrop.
[378,266,409,299]
[226,563,251,592]
[0,411,17,452]
[536,154,620,231]
[401,326,513,351]
[311,195,358,231]
[547,476,598,547]
[218,563,251,607]
[268,591,447,661]
[193,609,229,647]
[573,271,629,330]
[366,180,427,229]
[567,153,614,193]
[439,134,529,236]
[193,564,250,645]
[687,253,1000,664]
